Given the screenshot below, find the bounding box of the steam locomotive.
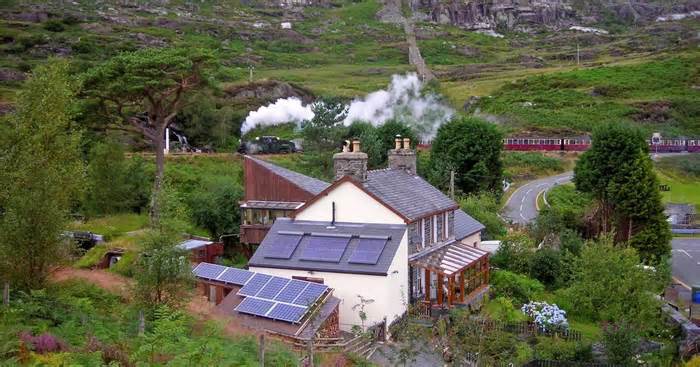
[237,136,300,155]
[502,133,700,153]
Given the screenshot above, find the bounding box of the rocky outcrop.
[224,80,315,108]
[409,0,575,30]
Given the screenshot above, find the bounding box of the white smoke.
[240,97,313,135]
[240,73,453,139]
[343,73,453,139]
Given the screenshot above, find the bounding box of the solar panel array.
[192,262,329,324]
[300,235,351,263]
[348,237,388,265]
[263,232,303,259]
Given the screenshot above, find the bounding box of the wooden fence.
[470,319,582,341]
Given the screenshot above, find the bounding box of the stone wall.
[388,148,417,174]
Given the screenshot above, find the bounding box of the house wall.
[295,181,405,225]
[249,232,409,335]
[459,231,482,248]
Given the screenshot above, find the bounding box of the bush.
[601,321,640,366]
[490,271,544,305]
[188,179,243,239]
[459,193,507,240]
[529,248,564,289]
[491,233,534,274]
[43,19,65,32]
[534,337,593,362]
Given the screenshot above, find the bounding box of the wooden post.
[306,339,314,367]
[437,274,444,306]
[138,310,145,336]
[448,276,454,306]
[3,282,9,306]
[459,271,465,303]
[259,334,265,367]
[449,170,455,200]
[424,269,431,303]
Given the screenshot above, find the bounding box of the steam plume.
[241,97,313,135]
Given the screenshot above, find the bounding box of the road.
[671,238,700,290]
[502,171,573,225]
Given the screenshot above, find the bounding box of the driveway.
[502,172,573,225]
[671,238,700,289]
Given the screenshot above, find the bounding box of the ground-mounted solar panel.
[268,303,307,323]
[235,297,275,317]
[275,280,309,303]
[263,233,303,259]
[348,237,388,265]
[300,235,351,263]
[238,273,273,297]
[256,277,290,300]
[218,267,254,285]
[293,282,328,306]
[193,262,227,280]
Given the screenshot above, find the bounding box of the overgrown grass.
[69,213,148,239]
[503,152,567,180]
[478,56,700,135]
[654,154,700,209]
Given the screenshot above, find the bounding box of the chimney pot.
[352,139,361,153]
[402,138,410,149]
[394,136,402,150]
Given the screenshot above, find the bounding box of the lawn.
[654,154,700,209]
[69,213,148,239]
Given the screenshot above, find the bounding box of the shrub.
[491,271,544,305]
[601,321,639,366]
[534,337,592,362]
[490,233,534,274]
[459,193,507,240]
[43,19,65,32]
[487,296,523,323]
[529,248,564,289]
[521,301,568,332]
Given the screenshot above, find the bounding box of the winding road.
[502,171,573,225]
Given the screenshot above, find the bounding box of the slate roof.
[454,209,486,239]
[248,218,406,276]
[246,156,330,195]
[363,169,458,222]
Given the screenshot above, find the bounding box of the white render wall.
[295,181,405,225]
[249,232,409,334]
[459,231,482,248]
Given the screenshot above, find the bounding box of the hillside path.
[502,171,573,225]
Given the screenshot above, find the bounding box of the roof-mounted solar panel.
[268,303,307,323]
[238,273,273,297]
[293,282,328,306]
[218,267,254,286]
[275,280,309,303]
[300,235,351,263]
[257,277,290,299]
[263,233,303,259]
[193,262,227,280]
[348,237,388,265]
[235,297,275,317]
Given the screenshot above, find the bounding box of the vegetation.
[574,122,671,263]
[82,47,216,222]
[502,151,567,180]
[0,61,84,290]
[429,117,504,196]
[459,193,507,240]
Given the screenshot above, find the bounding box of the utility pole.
[138,310,145,336]
[449,170,455,200]
[576,42,580,66]
[3,282,9,306]
[258,334,265,366]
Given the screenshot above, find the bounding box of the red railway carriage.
[562,137,591,151]
[688,139,700,153]
[650,138,686,153]
[503,138,562,151]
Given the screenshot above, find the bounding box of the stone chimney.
[388,135,417,174]
[333,139,368,182]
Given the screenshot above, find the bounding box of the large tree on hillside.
[428,117,503,196]
[0,61,84,290]
[573,123,671,262]
[82,47,215,223]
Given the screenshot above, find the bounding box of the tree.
[347,122,383,168]
[82,47,215,223]
[562,237,668,332]
[428,117,503,196]
[459,193,507,240]
[189,179,243,240]
[376,120,418,163]
[84,140,152,216]
[573,122,670,263]
[0,61,84,290]
[601,321,640,366]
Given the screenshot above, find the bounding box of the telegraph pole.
[449,170,455,200]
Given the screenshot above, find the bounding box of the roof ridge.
[245,155,330,195]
